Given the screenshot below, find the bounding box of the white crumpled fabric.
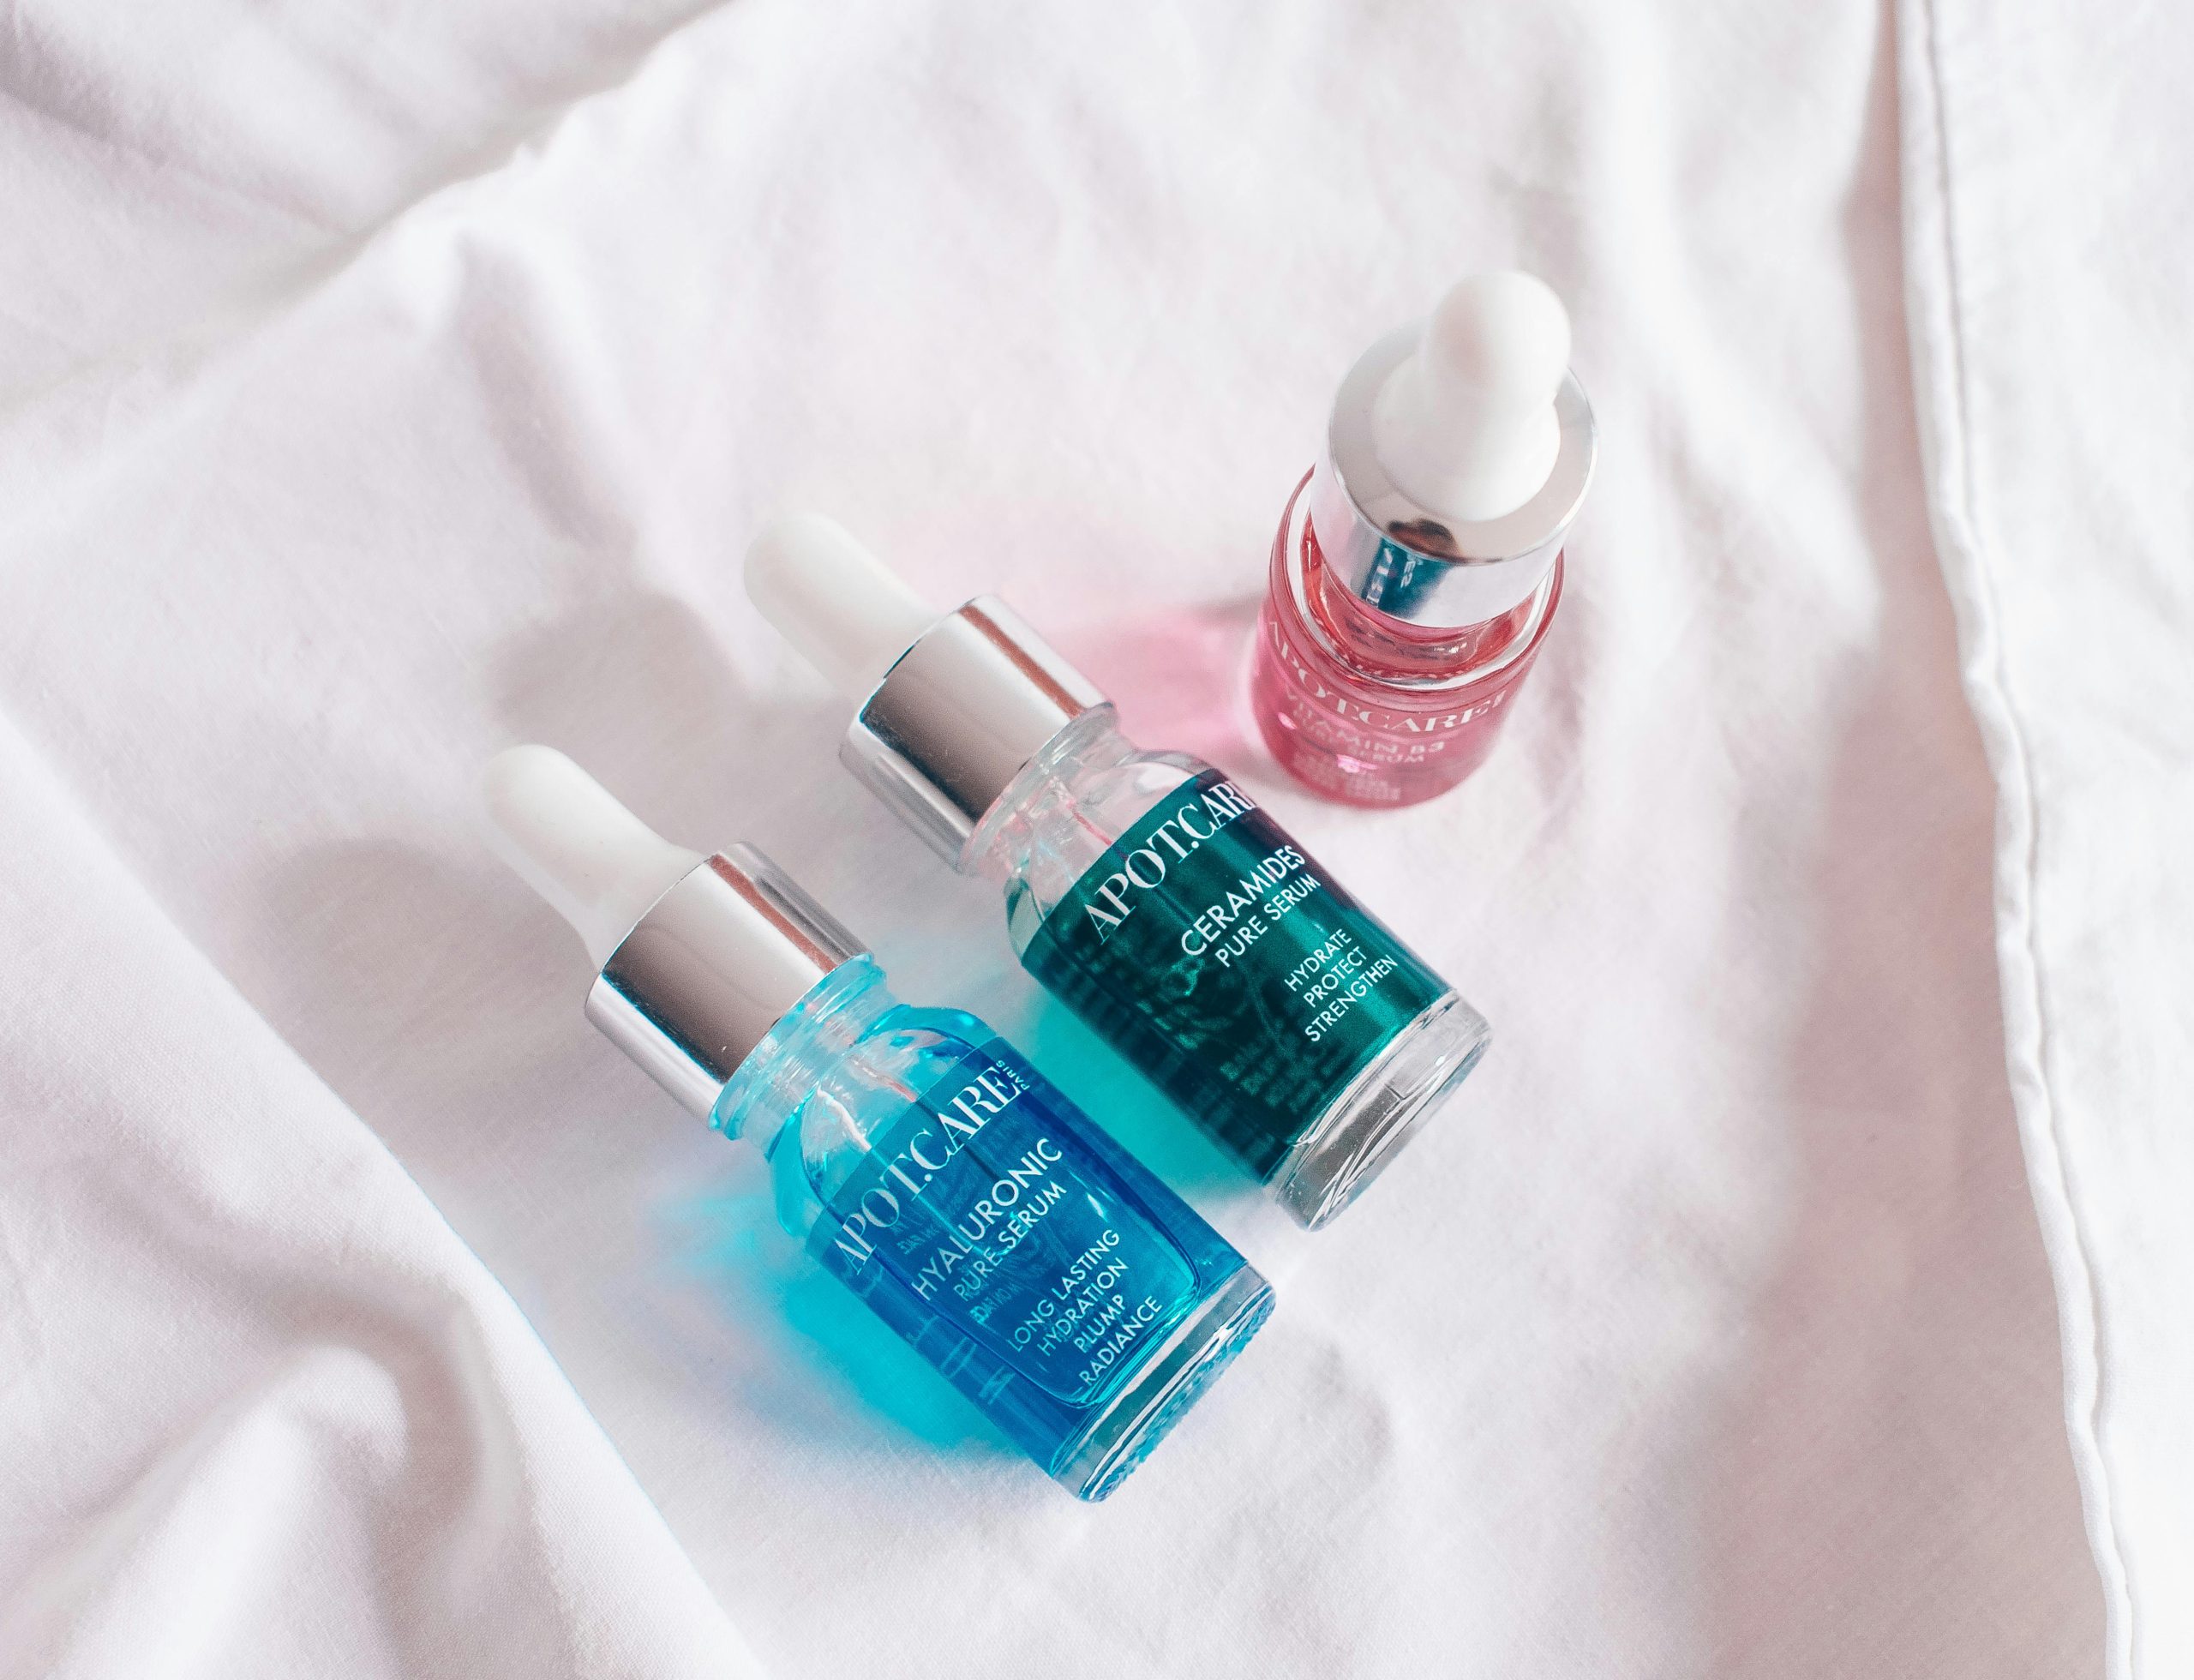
[0,0,2180,1674]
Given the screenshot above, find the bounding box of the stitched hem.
[1893,2,2131,1674]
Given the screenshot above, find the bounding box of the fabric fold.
[0,712,759,1680]
[1897,3,2194,1675]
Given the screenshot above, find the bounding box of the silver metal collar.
[842,597,1106,863]
[584,845,864,1119]
[1318,324,1598,629]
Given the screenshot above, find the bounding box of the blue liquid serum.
[483,747,1270,1503]
[721,959,1271,1500]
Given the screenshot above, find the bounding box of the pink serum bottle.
[1249,272,1598,807]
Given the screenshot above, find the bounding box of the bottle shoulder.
[708,961,997,1239]
[1061,744,1209,830]
[866,998,994,1050]
[967,715,1216,949]
[773,1001,1001,1212]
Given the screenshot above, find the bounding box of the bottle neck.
[959,706,1133,879]
[1319,331,1595,627]
[1309,453,1564,633]
[584,848,866,1120]
[959,706,1216,957]
[843,598,1110,867]
[1302,490,1558,681]
[710,956,896,1149]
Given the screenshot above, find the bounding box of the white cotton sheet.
[0,716,757,1677]
[1900,3,2194,1674]
[0,0,2143,1673]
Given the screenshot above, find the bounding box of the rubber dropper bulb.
[1370,270,1570,525]
[744,513,937,699]
[482,745,700,969]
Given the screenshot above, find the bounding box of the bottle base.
[1268,991,1491,1230]
[1049,1266,1274,1502]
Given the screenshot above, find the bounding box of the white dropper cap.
[1370,270,1571,525]
[744,513,937,699]
[482,745,700,969]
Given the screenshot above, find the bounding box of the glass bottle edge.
[1048,1263,1274,1501]
[1268,989,1492,1229]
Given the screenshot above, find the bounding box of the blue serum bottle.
[483,747,1272,1500]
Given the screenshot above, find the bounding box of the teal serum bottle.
[483,747,1271,1500]
[745,519,1493,1231]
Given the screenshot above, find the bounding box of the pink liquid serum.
[1250,273,1598,807]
